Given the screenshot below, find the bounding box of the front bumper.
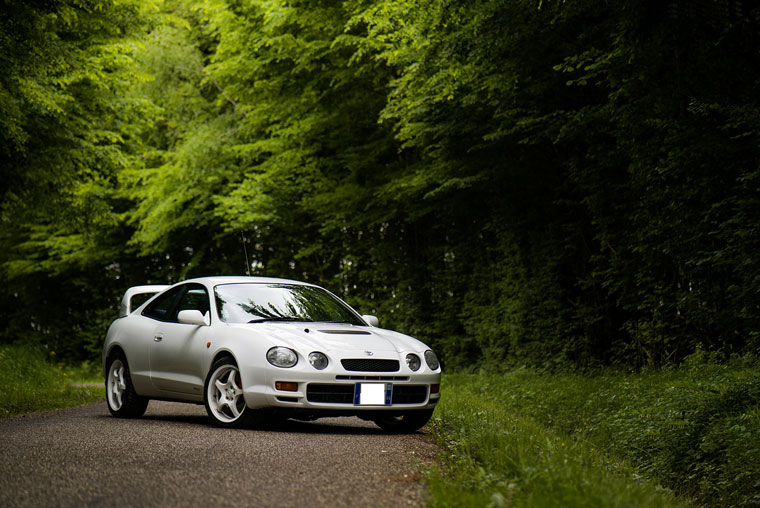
[240,355,441,412]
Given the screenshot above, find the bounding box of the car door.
[149,283,211,396]
[134,285,186,395]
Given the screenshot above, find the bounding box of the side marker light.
[275,381,298,392]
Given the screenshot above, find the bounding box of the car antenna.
[241,232,251,276]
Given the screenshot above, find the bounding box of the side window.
[129,292,156,312]
[174,286,210,321]
[142,286,183,322]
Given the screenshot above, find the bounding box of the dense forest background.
[2,0,759,369]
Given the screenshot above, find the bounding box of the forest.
[2,0,759,370]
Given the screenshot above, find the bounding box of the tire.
[105,354,149,418]
[203,357,260,428]
[373,409,434,433]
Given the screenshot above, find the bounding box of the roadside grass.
[0,345,104,417]
[428,354,759,507]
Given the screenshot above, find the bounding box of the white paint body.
[103,276,441,414]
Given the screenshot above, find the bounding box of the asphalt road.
[0,400,437,508]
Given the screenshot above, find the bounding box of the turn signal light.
[275,381,298,392]
[430,384,440,394]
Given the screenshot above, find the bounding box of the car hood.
[226,322,427,354]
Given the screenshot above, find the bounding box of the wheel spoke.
[115,367,125,390]
[215,379,226,394]
[108,361,125,410]
[227,369,237,386]
[228,399,241,418]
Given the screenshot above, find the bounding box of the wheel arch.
[208,349,237,371]
[104,344,126,377]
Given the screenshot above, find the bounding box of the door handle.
[154,335,163,342]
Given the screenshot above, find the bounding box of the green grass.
[428,354,759,507]
[0,345,104,417]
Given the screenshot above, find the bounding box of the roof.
[118,277,316,317]
[184,275,314,286]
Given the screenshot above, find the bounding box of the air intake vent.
[306,384,354,404]
[391,385,428,404]
[341,359,400,372]
[318,330,372,335]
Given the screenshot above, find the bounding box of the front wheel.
[374,409,434,433]
[106,354,148,418]
[204,358,258,428]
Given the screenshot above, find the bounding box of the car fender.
[204,325,272,405]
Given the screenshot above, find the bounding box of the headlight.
[266,347,298,368]
[406,353,421,372]
[308,352,329,370]
[424,350,440,370]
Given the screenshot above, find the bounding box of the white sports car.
[103,276,441,432]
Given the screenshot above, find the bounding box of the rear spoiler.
[119,285,170,317]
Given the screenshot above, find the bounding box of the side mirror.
[178,310,209,326]
[361,314,380,327]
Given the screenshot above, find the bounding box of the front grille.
[335,375,409,381]
[341,359,400,372]
[391,385,428,404]
[306,383,429,405]
[306,384,354,403]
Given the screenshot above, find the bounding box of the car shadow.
[258,418,388,435]
[96,412,395,435]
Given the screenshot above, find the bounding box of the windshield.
[214,283,365,325]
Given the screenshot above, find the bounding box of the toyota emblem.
[364,350,374,356]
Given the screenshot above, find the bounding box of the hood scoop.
[317,329,372,335]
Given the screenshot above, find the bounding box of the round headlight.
[308,352,329,370]
[406,353,421,372]
[425,349,441,370]
[266,347,298,368]
[425,350,440,370]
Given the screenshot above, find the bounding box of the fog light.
[275,381,298,392]
[430,384,440,394]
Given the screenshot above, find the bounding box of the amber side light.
[430,384,440,394]
[275,381,298,392]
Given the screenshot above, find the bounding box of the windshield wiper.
[247,317,312,323]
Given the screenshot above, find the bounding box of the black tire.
[373,409,434,433]
[105,353,149,418]
[203,357,262,428]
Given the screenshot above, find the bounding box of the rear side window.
[129,292,156,312]
[142,286,183,321]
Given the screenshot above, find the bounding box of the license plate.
[354,383,392,406]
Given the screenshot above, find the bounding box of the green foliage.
[429,373,687,507]
[436,358,760,507]
[0,345,103,417]
[2,0,760,371]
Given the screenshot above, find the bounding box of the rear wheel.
[106,354,148,418]
[204,357,260,428]
[373,409,434,433]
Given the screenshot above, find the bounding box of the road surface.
[0,400,437,507]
